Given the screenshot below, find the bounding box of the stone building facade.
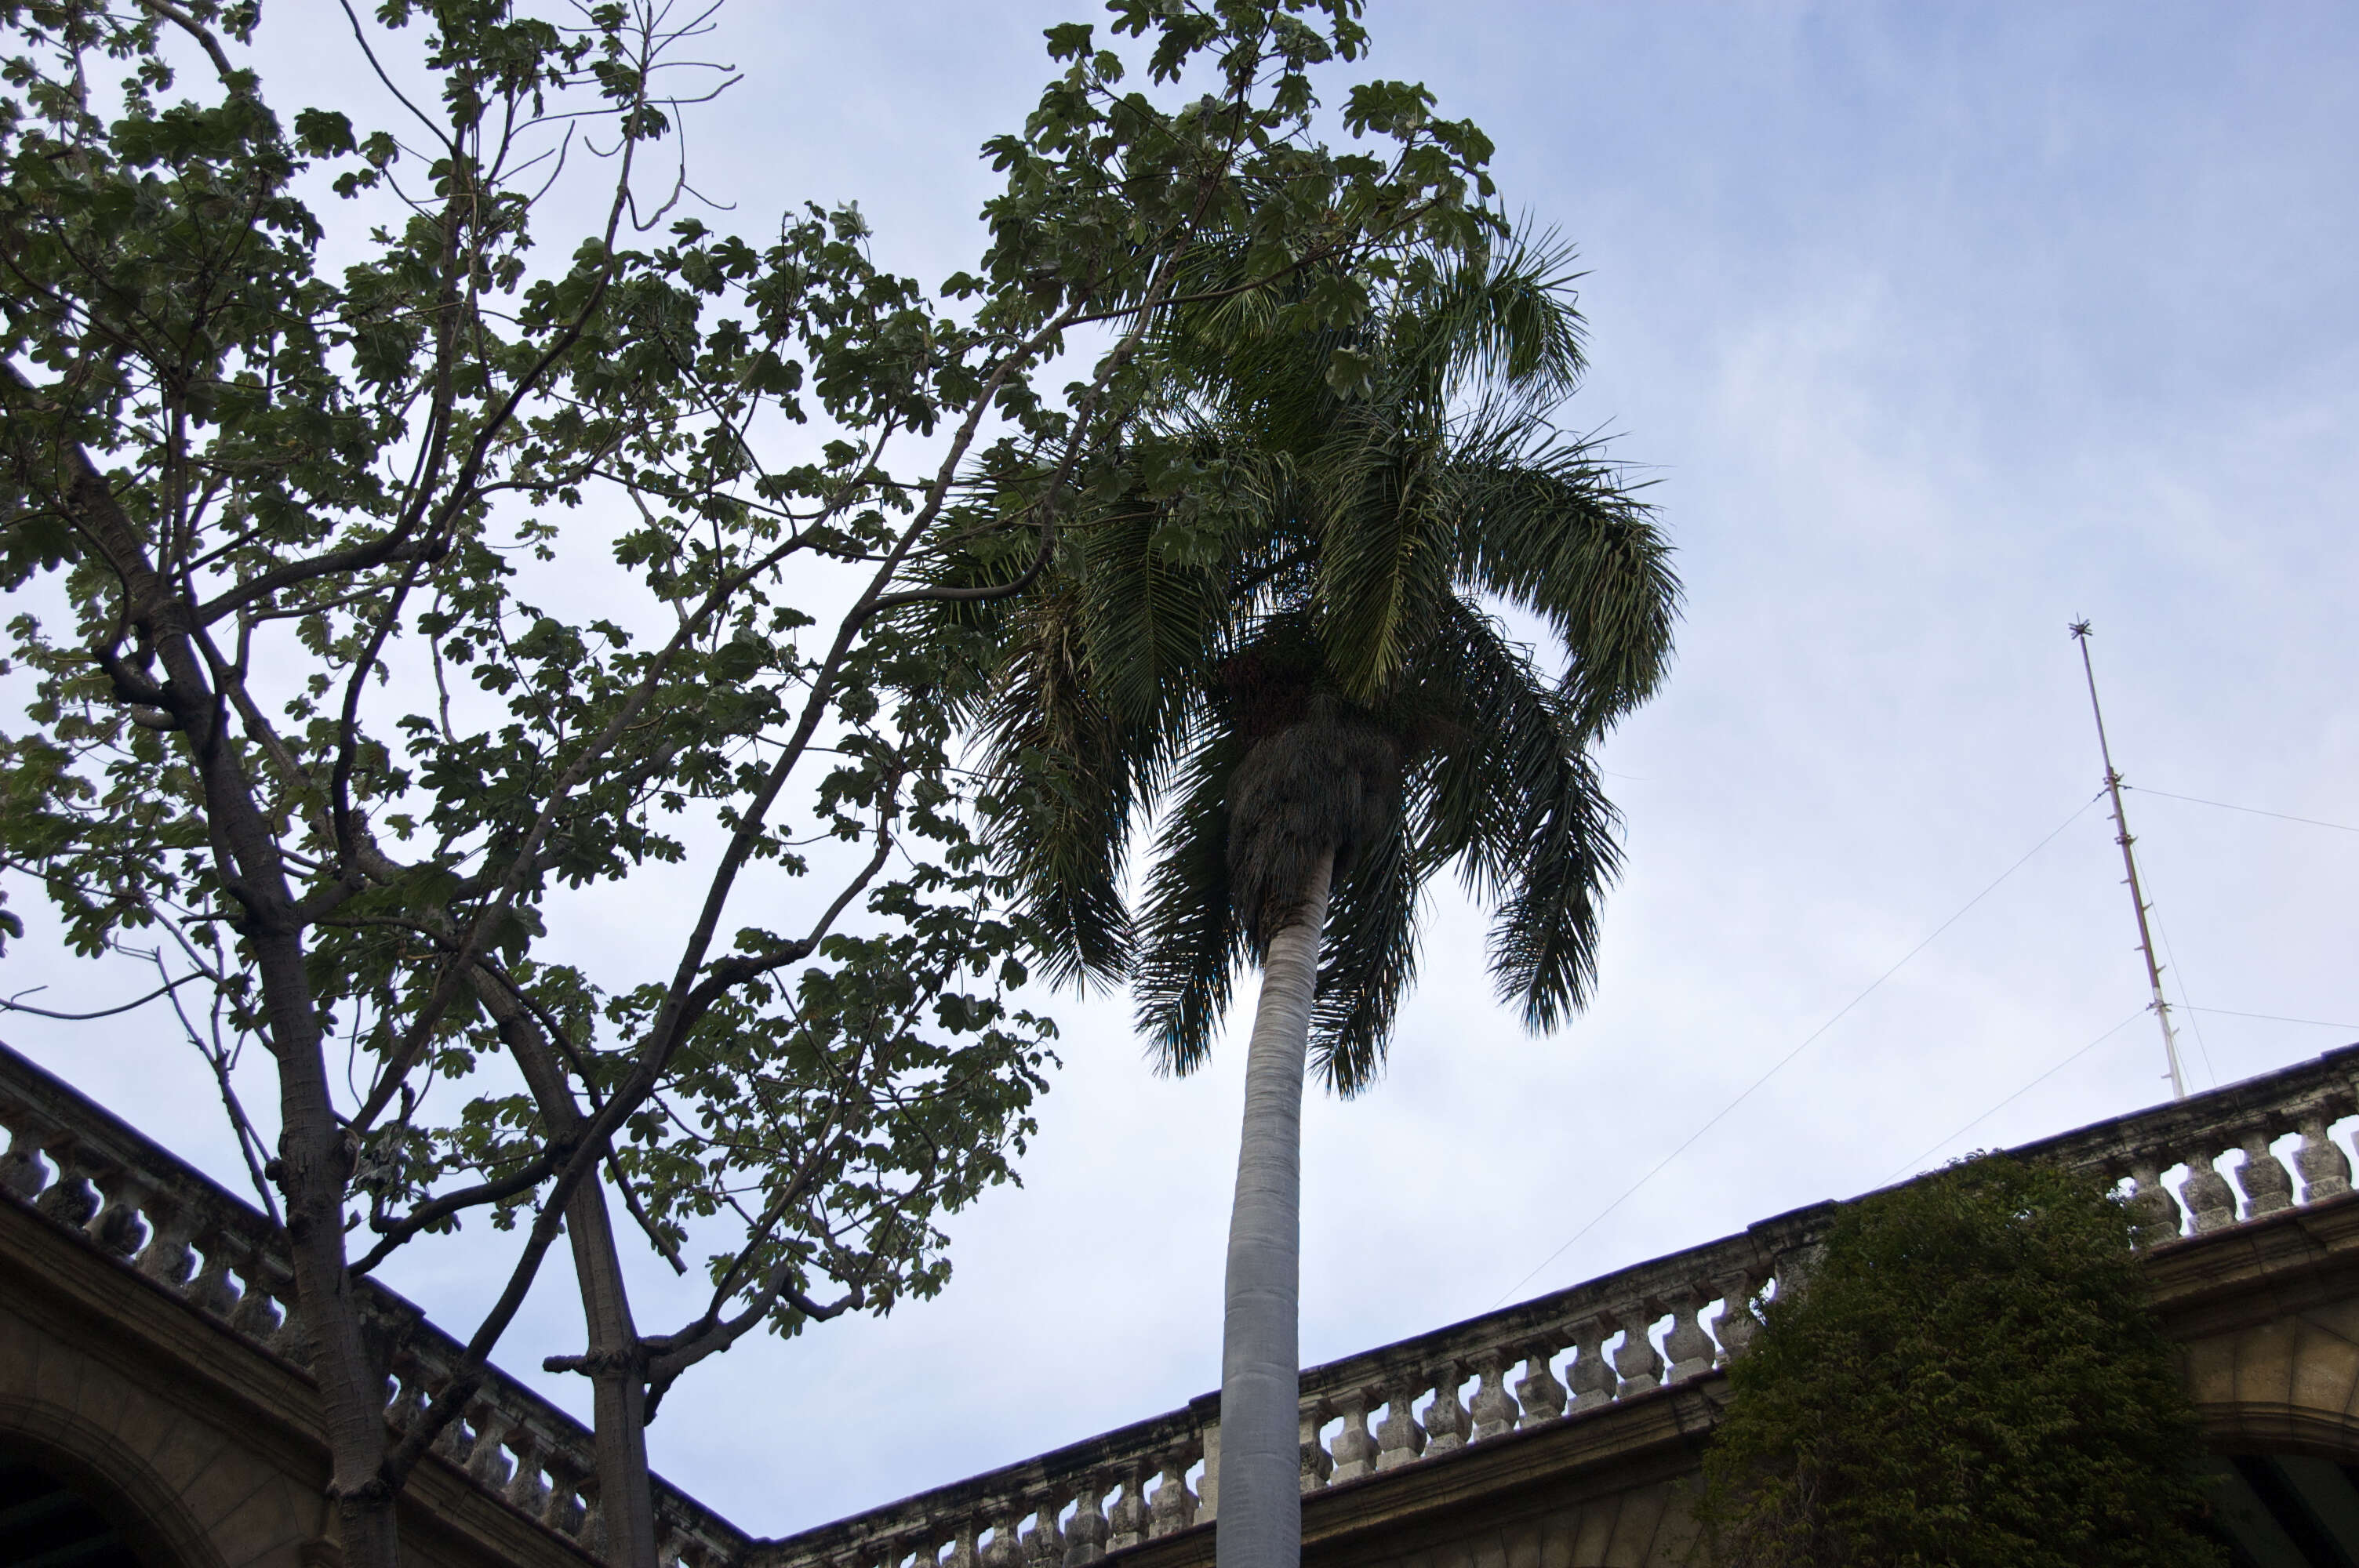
[5,1042,2359,1566]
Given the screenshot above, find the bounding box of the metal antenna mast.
[2069,619,2186,1100]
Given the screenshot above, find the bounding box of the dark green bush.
[1698,1155,2223,1567]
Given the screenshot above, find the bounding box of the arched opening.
[0,1449,176,1568]
[2203,1448,2359,1566]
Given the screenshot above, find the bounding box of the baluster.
[1423,1362,1471,1455]
[575,1480,604,1555]
[981,1506,1023,1568]
[543,1455,589,1539]
[1063,1474,1111,1566]
[432,1395,473,1461]
[2180,1147,2239,1233]
[467,1410,515,1488]
[133,1196,198,1287]
[228,1260,284,1338]
[387,1356,428,1433]
[2234,1128,2295,1218]
[1108,1460,1153,1548]
[1517,1338,1571,1425]
[271,1294,312,1368]
[1327,1388,1379,1481]
[2125,1156,2183,1244]
[1712,1270,1762,1363]
[504,1425,551,1516]
[85,1171,148,1256]
[35,1149,99,1228]
[946,1517,983,1568]
[2295,1114,2354,1203]
[1610,1305,1666,1396]
[184,1229,239,1316]
[1373,1374,1429,1472]
[1662,1286,1717,1384]
[0,1114,53,1199]
[1563,1320,1612,1414]
[1468,1350,1520,1441]
[1297,1396,1332,1494]
[1020,1494,1063,1568]
[1146,1449,1197,1537]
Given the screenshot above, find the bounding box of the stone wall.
[5,1039,2359,1566]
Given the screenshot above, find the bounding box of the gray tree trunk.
[1216,852,1333,1568]
[564,1182,659,1568]
[61,456,403,1567]
[478,975,660,1568]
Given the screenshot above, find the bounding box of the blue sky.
[5,0,2355,1537]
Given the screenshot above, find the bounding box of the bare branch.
[0,972,202,1020]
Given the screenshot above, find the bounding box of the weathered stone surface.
[10,1038,2359,1568]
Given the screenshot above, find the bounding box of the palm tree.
[977,236,1678,1568]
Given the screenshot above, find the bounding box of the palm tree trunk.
[1216,851,1332,1568]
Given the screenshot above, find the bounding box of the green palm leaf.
[1132,729,1249,1074]
[1308,818,1420,1096]
[981,231,1674,1059]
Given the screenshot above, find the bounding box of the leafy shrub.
[1699,1155,2223,1567]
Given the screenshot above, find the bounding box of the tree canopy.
[1700,1155,2225,1568]
[974,236,1676,1090]
[0,0,1519,1560]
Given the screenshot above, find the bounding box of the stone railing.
[5,1028,2354,1568]
[0,1044,750,1568]
[2023,1044,2358,1236]
[756,1039,2359,1568]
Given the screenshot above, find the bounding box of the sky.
[5,0,2357,1539]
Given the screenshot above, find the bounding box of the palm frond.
[976,582,1140,989]
[983,209,1673,1076]
[1073,481,1233,746]
[1391,227,1590,423]
[1132,730,1252,1075]
[1308,818,1419,1096]
[1387,600,1625,1032]
[1305,405,1455,702]
[1407,598,1572,898]
[1485,702,1623,1033]
[1448,434,1679,732]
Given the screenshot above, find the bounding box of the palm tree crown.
[984,233,1680,1087]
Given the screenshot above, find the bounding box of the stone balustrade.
[758,1040,2359,1568]
[2019,1045,2358,1236]
[3,1031,2355,1568]
[1281,1199,1826,1505]
[754,1402,1214,1568]
[0,1044,751,1568]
